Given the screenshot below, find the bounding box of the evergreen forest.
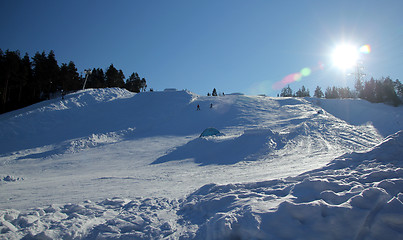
[0,49,147,113]
[280,77,403,106]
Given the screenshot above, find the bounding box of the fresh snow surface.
[0,88,402,239]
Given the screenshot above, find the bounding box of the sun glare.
[332,44,358,70]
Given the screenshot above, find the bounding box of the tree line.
[280,77,403,106]
[0,49,147,113]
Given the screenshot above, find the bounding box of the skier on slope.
[197,104,200,110]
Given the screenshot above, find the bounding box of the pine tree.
[280,85,292,97]
[140,78,147,92]
[32,51,50,99]
[212,88,217,96]
[60,61,80,91]
[1,50,21,110]
[106,64,125,88]
[324,87,332,99]
[362,78,376,102]
[19,53,32,104]
[383,77,401,106]
[332,86,339,99]
[85,68,104,88]
[127,72,139,92]
[126,72,144,93]
[46,50,60,94]
[118,70,126,88]
[374,80,383,103]
[295,88,302,97]
[314,86,323,98]
[295,85,309,97]
[355,78,364,98]
[338,87,353,98]
[395,79,403,97]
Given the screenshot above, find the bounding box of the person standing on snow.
[210,103,213,109]
[197,104,200,110]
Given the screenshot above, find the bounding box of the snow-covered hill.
[0,88,402,239]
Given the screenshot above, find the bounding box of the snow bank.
[1,132,402,239]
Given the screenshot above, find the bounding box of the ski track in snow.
[0,88,402,239]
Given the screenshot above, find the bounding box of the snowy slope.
[0,88,135,155]
[0,88,402,239]
[179,130,403,239]
[1,132,402,239]
[307,97,403,137]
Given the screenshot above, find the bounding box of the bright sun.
[332,44,358,70]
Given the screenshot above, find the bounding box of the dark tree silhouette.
[0,49,151,113]
[60,61,81,91]
[212,88,218,96]
[126,72,140,93]
[106,64,125,88]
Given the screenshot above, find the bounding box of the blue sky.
[1,0,402,96]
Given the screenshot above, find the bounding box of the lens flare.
[301,67,311,77]
[359,44,371,54]
[294,73,302,81]
[272,63,322,90]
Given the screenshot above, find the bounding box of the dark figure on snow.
[210,103,213,109]
[197,104,200,110]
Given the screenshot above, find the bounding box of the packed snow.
[0,88,402,239]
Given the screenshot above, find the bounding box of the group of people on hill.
[197,103,213,110]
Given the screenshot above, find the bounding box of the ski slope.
[0,88,402,239]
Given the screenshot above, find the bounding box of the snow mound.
[1,132,402,239]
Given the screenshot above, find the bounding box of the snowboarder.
[197,104,200,110]
[210,103,213,109]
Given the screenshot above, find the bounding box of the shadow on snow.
[152,129,283,166]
